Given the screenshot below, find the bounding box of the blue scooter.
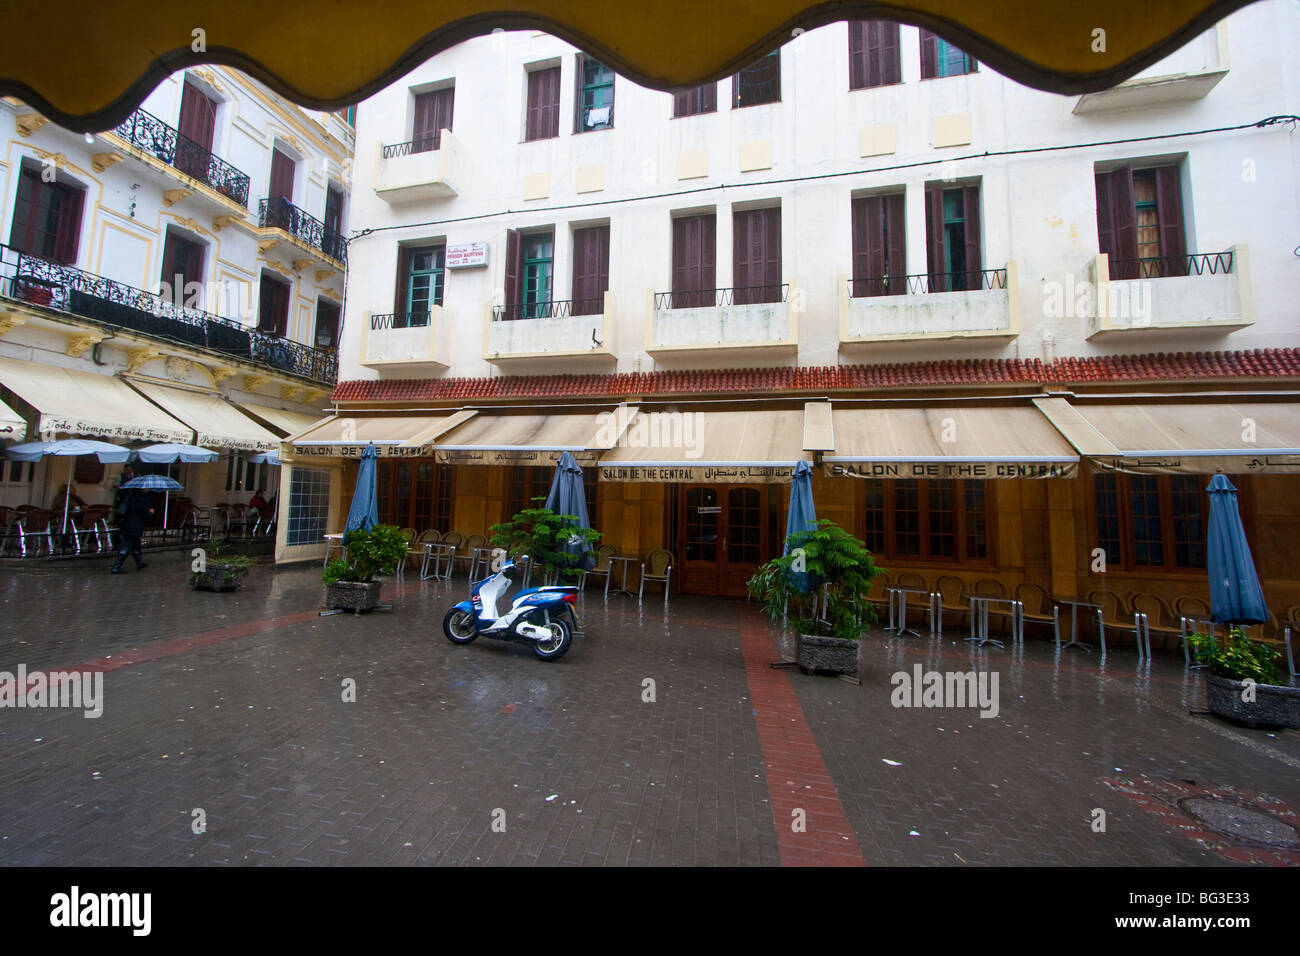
[442,556,581,661]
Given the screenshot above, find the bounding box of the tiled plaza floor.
[0,554,1296,866]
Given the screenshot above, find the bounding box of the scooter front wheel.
[443,608,479,644]
[531,618,572,661]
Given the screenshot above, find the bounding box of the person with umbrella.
[111,478,155,574]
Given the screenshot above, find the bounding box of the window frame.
[10,162,85,264]
[848,21,902,90]
[732,50,781,108]
[1088,467,1217,574]
[257,271,292,337]
[575,55,615,133]
[919,28,978,79]
[673,83,717,118]
[859,477,994,564]
[524,64,562,141]
[520,230,554,318]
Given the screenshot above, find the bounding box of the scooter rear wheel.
[443,608,479,644]
[532,618,572,661]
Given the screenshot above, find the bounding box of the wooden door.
[678,484,767,596]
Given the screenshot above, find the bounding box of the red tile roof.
[331,348,1300,404]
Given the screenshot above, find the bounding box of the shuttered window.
[1095,164,1187,279]
[413,86,454,152]
[851,192,906,296]
[671,214,716,309]
[269,149,295,202]
[160,229,206,306]
[848,21,901,89]
[571,225,610,316]
[257,273,291,337]
[575,55,614,132]
[10,164,84,264]
[733,208,781,304]
[673,83,717,117]
[177,80,217,181]
[733,51,781,107]
[525,66,561,141]
[924,183,982,292]
[919,28,977,78]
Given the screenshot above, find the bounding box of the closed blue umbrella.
[1206,473,1268,625]
[544,451,593,567]
[785,459,817,595]
[344,443,379,533]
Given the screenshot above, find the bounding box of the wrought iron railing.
[370,311,434,329]
[258,197,347,265]
[492,297,606,321]
[654,284,790,310]
[109,109,251,207]
[1106,251,1232,282]
[381,134,442,158]
[847,269,1007,297]
[0,244,337,386]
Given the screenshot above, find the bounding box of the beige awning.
[128,380,281,451]
[0,394,26,442]
[823,405,1079,479]
[434,405,636,466]
[1037,400,1300,474]
[291,410,477,458]
[599,407,811,482]
[0,356,190,443]
[235,402,329,438]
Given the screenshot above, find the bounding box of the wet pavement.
[0,553,1297,866]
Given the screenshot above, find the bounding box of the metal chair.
[395,527,418,575]
[78,505,114,552]
[585,544,619,597]
[17,508,55,557]
[457,533,488,575]
[639,548,673,607]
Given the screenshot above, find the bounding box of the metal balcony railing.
[0,244,337,387]
[381,134,442,158]
[847,269,1007,297]
[492,297,605,321]
[258,197,347,265]
[370,311,434,330]
[1106,251,1232,282]
[110,109,251,207]
[654,284,790,310]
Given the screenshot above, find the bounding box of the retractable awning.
[290,410,477,458]
[234,402,328,438]
[823,404,1079,479]
[128,380,281,451]
[599,406,812,482]
[0,356,190,443]
[433,405,636,466]
[0,395,26,442]
[1034,398,1300,474]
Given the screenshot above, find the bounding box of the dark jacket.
[118,489,153,533]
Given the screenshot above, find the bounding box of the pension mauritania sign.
[446,242,488,269]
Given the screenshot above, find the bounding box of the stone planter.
[1205,673,1300,729]
[325,580,383,614]
[796,633,859,677]
[189,563,248,592]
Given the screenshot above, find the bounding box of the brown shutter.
[962,184,982,281]
[733,211,752,302]
[275,280,289,337]
[394,246,411,319]
[571,225,609,316]
[919,28,939,79]
[848,22,867,90]
[763,208,781,302]
[1155,166,1187,275]
[503,229,521,319]
[881,22,901,84]
[269,149,295,201]
[1110,166,1138,276]
[671,216,688,298]
[699,214,716,305]
[526,67,560,140]
[53,186,83,265]
[924,184,944,290]
[1095,170,1116,259]
[324,188,342,236]
[413,88,453,150]
[734,208,781,305]
[542,68,560,137]
[885,192,906,292]
[574,53,585,133]
[672,214,715,308]
[865,22,883,88]
[178,82,215,151]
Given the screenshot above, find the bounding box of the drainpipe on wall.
[1041,333,1056,365]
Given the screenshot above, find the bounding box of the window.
[862,478,989,561]
[919,28,977,78]
[159,229,206,307]
[848,21,901,89]
[924,183,982,292]
[1095,164,1187,279]
[324,186,344,238]
[177,79,218,181]
[1093,472,1209,571]
[575,55,614,132]
[336,105,357,126]
[257,272,291,337]
[286,467,330,546]
[377,460,454,530]
[412,86,454,152]
[733,51,781,107]
[226,453,270,494]
[395,244,445,325]
[673,83,717,117]
[507,466,553,517]
[502,229,554,319]
[314,298,340,349]
[268,148,295,202]
[671,213,717,308]
[733,207,781,304]
[851,192,905,296]
[9,162,84,263]
[571,225,609,316]
[525,66,561,141]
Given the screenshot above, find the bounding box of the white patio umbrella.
[132,442,219,464]
[249,450,280,465]
[3,438,131,534]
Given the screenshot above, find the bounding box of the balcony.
[374,128,462,204]
[1086,248,1251,339]
[647,284,796,362]
[258,197,347,265]
[1073,26,1227,113]
[838,266,1017,349]
[360,308,451,374]
[0,244,337,387]
[107,109,251,207]
[485,293,616,368]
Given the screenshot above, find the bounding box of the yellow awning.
[823,404,1079,479]
[235,402,330,438]
[0,1,1251,131]
[599,407,811,482]
[129,381,282,451]
[1036,399,1300,474]
[0,356,190,443]
[434,405,635,466]
[0,394,27,443]
[290,410,476,458]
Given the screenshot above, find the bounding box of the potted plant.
[489,505,601,584]
[189,538,254,592]
[322,524,409,613]
[1187,627,1299,729]
[746,519,886,677]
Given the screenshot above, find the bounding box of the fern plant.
[490,504,601,582]
[322,524,409,585]
[1186,626,1282,685]
[747,519,886,641]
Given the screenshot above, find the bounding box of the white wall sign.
[446,242,488,269]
